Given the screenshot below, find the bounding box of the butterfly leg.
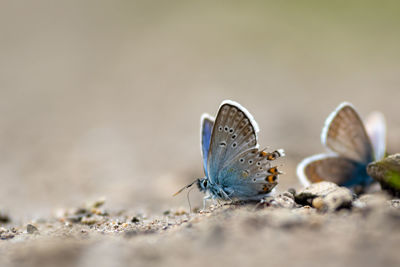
[220,188,235,206]
[224,188,234,199]
[253,198,267,210]
[202,195,212,211]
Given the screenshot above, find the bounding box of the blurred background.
[1,0,400,220]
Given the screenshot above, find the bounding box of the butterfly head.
[196,177,209,193]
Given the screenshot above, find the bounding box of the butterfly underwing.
[174,100,285,206]
[197,100,285,202]
[297,102,386,191]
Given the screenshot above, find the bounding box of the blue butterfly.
[297,102,386,191]
[175,100,285,207]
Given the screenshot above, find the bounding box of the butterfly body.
[297,102,386,191]
[195,100,284,203]
[340,162,371,187]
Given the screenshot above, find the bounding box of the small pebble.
[174,209,187,216]
[312,197,324,210]
[358,193,389,209]
[88,198,106,209]
[0,212,11,223]
[163,210,171,215]
[268,194,298,209]
[27,224,39,234]
[287,188,296,197]
[66,214,86,223]
[295,182,353,212]
[81,215,102,225]
[0,232,14,240]
[390,199,400,209]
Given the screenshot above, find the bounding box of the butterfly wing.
[297,153,371,187]
[207,100,259,183]
[365,111,386,161]
[200,114,215,175]
[218,148,284,199]
[321,102,374,164]
[207,100,284,199]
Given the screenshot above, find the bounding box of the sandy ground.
[1,193,400,267]
[1,1,400,266]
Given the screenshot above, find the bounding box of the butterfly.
[297,102,386,191]
[174,100,285,207]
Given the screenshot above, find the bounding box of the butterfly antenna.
[186,187,194,213]
[173,179,198,197]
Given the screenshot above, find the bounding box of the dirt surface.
[1,1,400,266]
[1,194,400,267]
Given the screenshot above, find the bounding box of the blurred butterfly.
[174,100,285,207]
[297,102,386,192]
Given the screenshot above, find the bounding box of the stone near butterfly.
[352,193,390,211]
[261,191,299,209]
[295,181,353,212]
[0,228,15,240]
[367,154,400,196]
[26,224,39,234]
[390,199,400,209]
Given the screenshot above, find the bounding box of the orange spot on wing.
[267,175,277,183]
[268,167,278,174]
[260,151,267,157]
